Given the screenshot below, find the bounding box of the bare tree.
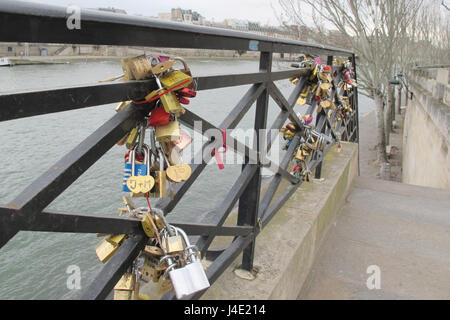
[277,0,423,164]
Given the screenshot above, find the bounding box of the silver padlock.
[168,227,210,299]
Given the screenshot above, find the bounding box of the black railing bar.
[266,110,290,153]
[196,164,258,256]
[268,82,305,130]
[80,234,147,300]
[205,248,226,261]
[0,206,252,237]
[236,51,272,272]
[276,163,301,185]
[0,80,153,123]
[7,105,141,214]
[266,75,309,153]
[259,134,301,219]
[0,1,353,56]
[220,83,265,130]
[0,207,18,248]
[195,69,309,91]
[6,207,144,235]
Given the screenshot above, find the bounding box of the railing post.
[351,54,360,175]
[314,55,333,179]
[237,51,272,271]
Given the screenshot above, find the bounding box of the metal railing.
[0,0,358,300]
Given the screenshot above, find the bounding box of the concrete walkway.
[298,176,450,299]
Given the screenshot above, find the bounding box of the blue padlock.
[123,147,148,192]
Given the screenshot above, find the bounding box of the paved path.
[298,177,450,299]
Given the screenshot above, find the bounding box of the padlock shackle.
[172,57,189,73]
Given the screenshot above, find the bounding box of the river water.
[0,59,374,299]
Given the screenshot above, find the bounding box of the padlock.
[155,120,180,143]
[144,245,165,257]
[121,55,153,80]
[113,272,135,300]
[123,146,155,194]
[162,234,184,254]
[95,234,127,263]
[126,127,139,150]
[173,57,193,77]
[160,70,193,90]
[117,131,130,146]
[178,96,190,105]
[150,60,176,75]
[178,88,197,98]
[167,227,210,299]
[149,149,167,198]
[166,164,192,183]
[165,57,195,90]
[153,76,185,115]
[148,106,171,127]
[141,255,164,283]
[141,212,157,238]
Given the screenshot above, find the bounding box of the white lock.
[168,227,210,299]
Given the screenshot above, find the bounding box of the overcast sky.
[26,0,285,25]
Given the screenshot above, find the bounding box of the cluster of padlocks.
[281,56,357,181]
[96,199,210,300]
[95,55,210,300]
[115,55,196,199]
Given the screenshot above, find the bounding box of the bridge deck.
[299,176,450,299]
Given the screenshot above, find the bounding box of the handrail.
[0,0,352,56]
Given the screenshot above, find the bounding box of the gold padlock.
[141,255,165,283]
[126,127,139,150]
[159,70,193,90]
[141,212,156,238]
[117,131,130,146]
[149,170,167,198]
[121,55,153,80]
[155,120,180,143]
[113,272,135,300]
[95,234,126,263]
[162,235,184,254]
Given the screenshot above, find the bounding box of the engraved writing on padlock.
[166,164,192,183]
[159,70,193,90]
